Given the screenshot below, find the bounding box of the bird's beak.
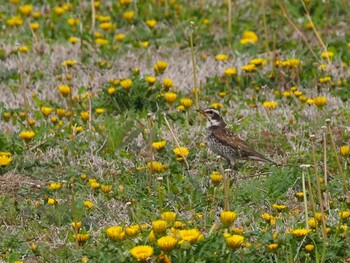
[196,109,206,115]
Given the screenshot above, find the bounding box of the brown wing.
[212,128,276,164]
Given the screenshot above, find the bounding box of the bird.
[197,108,278,166]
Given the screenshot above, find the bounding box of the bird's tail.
[249,154,279,166]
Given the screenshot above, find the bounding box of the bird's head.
[197,108,226,129]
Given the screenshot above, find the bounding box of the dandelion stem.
[261,0,270,55]
[327,122,349,194]
[301,167,309,229]
[311,138,327,240]
[71,180,79,247]
[322,128,328,209]
[158,180,163,214]
[279,4,319,62]
[227,0,232,46]
[301,0,331,64]
[18,53,29,128]
[148,116,154,188]
[163,113,190,170]
[87,88,92,131]
[189,22,199,110]
[90,0,96,35]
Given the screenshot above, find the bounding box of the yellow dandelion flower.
[161,211,177,223]
[180,97,193,108]
[177,105,185,111]
[130,245,153,262]
[162,78,173,89]
[152,220,167,233]
[164,92,177,104]
[292,229,311,237]
[83,200,94,209]
[95,38,109,46]
[19,131,35,141]
[220,211,237,226]
[120,0,131,6]
[295,192,304,199]
[115,34,125,42]
[19,4,33,16]
[241,64,257,72]
[224,67,237,76]
[145,76,156,85]
[6,16,23,27]
[72,221,82,230]
[48,182,62,190]
[321,51,334,59]
[215,54,228,61]
[80,111,89,121]
[319,76,331,83]
[106,226,125,241]
[99,22,113,31]
[152,141,166,150]
[125,225,140,237]
[287,59,301,67]
[148,230,156,242]
[267,243,279,251]
[29,22,40,31]
[68,37,79,44]
[96,108,104,114]
[101,185,113,193]
[340,146,349,156]
[139,41,149,48]
[210,171,223,184]
[123,10,135,21]
[157,236,177,251]
[147,161,166,172]
[226,235,244,248]
[174,221,186,229]
[120,79,133,90]
[173,147,189,159]
[3,112,11,122]
[59,85,70,96]
[263,101,277,109]
[47,198,57,205]
[308,218,317,229]
[231,227,244,235]
[272,203,286,211]
[62,3,72,11]
[305,244,315,252]
[107,87,116,95]
[32,11,41,19]
[0,152,12,166]
[299,95,308,103]
[74,233,90,244]
[67,18,80,27]
[211,103,223,109]
[27,119,36,126]
[339,211,350,220]
[18,46,29,53]
[146,19,157,28]
[313,96,327,108]
[179,229,202,244]
[61,60,77,67]
[54,6,65,16]
[249,58,267,66]
[283,91,292,98]
[154,61,168,74]
[240,31,258,45]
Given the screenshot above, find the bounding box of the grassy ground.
[1,0,350,262]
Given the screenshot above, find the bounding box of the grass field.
[1,0,350,262]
